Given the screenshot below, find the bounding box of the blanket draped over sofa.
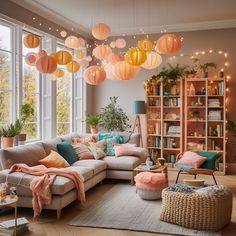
[7,164,85,218]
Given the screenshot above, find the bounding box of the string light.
[39,23,42,26]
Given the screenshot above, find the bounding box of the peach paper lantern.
[92,23,111,40]
[106,53,123,64]
[141,52,162,70]
[113,61,140,80]
[138,38,153,52]
[80,59,89,68]
[38,50,47,58]
[77,38,86,47]
[66,60,80,73]
[36,55,57,74]
[60,31,67,38]
[115,38,126,49]
[86,56,93,62]
[125,47,147,66]
[23,34,41,48]
[93,44,112,60]
[54,50,72,65]
[25,53,37,66]
[65,36,80,49]
[156,34,181,54]
[110,41,116,48]
[76,50,85,59]
[104,63,117,80]
[54,68,64,78]
[84,66,106,85]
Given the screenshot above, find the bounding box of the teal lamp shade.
[132,101,146,115]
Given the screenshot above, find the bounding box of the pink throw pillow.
[113,145,147,159]
[177,151,207,168]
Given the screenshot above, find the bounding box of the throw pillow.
[72,136,97,145]
[114,146,148,159]
[38,150,70,168]
[89,146,106,160]
[72,143,94,160]
[105,138,116,156]
[57,141,77,165]
[197,151,221,170]
[177,151,207,168]
[89,140,106,151]
[98,132,113,141]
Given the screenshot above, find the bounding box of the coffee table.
[132,163,168,185]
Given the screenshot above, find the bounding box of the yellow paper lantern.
[138,38,153,52]
[76,50,85,59]
[54,50,72,65]
[93,44,112,60]
[65,35,80,49]
[125,47,147,66]
[141,52,162,70]
[23,34,41,48]
[113,61,140,80]
[84,66,106,85]
[92,23,111,40]
[66,60,80,73]
[156,34,181,54]
[54,68,64,78]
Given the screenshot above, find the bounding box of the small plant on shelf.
[192,58,217,78]
[85,114,101,134]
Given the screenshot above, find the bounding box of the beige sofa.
[0,133,142,219]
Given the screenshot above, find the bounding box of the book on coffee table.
[136,165,160,170]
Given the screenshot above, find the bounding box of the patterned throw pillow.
[38,150,70,168]
[72,136,97,145]
[89,146,106,160]
[72,143,94,160]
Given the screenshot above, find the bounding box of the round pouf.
[160,184,233,231]
[135,172,167,200]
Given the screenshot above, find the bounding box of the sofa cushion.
[57,141,77,165]
[72,160,107,175]
[0,166,94,196]
[0,143,46,169]
[103,156,141,171]
[72,144,94,160]
[42,138,62,155]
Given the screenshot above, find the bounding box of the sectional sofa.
[0,133,142,219]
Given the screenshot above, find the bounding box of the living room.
[0,0,235,235]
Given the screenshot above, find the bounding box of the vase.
[2,137,14,148]
[90,127,98,134]
[170,85,177,95]
[189,83,196,95]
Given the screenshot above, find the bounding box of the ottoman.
[160,184,233,231]
[134,172,167,200]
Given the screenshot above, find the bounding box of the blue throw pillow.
[175,163,194,170]
[57,141,77,165]
[197,151,221,170]
[98,133,113,141]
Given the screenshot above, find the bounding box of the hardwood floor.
[1,171,236,236]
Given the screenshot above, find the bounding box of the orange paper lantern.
[115,38,126,49]
[38,50,47,58]
[65,35,80,49]
[76,50,85,59]
[23,34,41,48]
[36,55,57,74]
[25,53,37,66]
[138,38,153,52]
[104,63,117,80]
[93,44,112,60]
[92,23,111,40]
[125,47,147,66]
[54,50,72,65]
[113,61,140,80]
[66,60,80,73]
[84,66,106,85]
[141,52,162,70]
[156,34,181,54]
[54,68,64,78]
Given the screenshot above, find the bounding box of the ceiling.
[12,0,236,38]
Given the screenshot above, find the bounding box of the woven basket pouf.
[135,172,167,200]
[160,185,233,231]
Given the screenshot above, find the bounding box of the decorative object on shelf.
[23,33,41,48]
[125,47,147,66]
[85,114,101,134]
[92,23,111,40]
[189,83,196,95]
[141,52,162,70]
[155,34,181,54]
[36,55,57,74]
[113,61,140,80]
[100,96,130,132]
[138,38,154,52]
[131,100,146,147]
[65,35,80,49]
[158,157,166,166]
[84,66,106,85]
[66,60,80,73]
[93,44,112,60]
[192,58,217,78]
[143,76,161,95]
[54,50,72,65]
[145,155,154,166]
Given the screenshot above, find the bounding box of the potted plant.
[85,114,101,134]
[192,58,217,78]
[1,124,18,148]
[100,96,131,132]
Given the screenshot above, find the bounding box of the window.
[0,23,13,128]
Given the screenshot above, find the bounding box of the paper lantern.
[106,53,123,64]
[138,38,153,52]
[80,59,89,68]
[141,52,162,70]
[54,68,64,78]
[66,60,80,73]
[156,34,181,54]
[110,41,116,48]
[125,47,147,66]
[36,55,57,74]
[60,31,67,38]
[113,61,140,80]
[86,56,92,62]
[115,38,126,49]
[38,50,47,58]
[104,63,117,80]
[92,23,111,40]
[65,36,80,49]
[84,66,106,85]
[54,50,72,65]
[76,50,85,59]
[77,38,86,47]
[93,44,112,60]
[25,53,37,66]
[23,34,41,48]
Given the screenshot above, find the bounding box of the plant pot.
[18,133,27,142]
[90,127,98,134]
[2,137,14,148]
[201,71,208,78]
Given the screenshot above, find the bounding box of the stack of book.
[208,110,221,120]
[208,99,220,107]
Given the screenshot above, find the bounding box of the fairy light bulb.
[209,49,213,53]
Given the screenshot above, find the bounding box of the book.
[137,165,160,170]
[0,224,28,236]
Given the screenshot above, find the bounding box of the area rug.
[69,184,221,236]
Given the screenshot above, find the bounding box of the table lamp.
[131,100,146,147]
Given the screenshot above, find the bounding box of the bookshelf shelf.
[187,136,206,139]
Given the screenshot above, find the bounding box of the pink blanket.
[8,164,85,218]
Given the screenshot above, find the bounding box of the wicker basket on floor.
[160,187,232,231]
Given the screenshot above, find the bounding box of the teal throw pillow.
[105,138,116,156]
[57,141,77,165]
[113,134,124,144]
[197,151,221,170]
[98,133,113,141]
